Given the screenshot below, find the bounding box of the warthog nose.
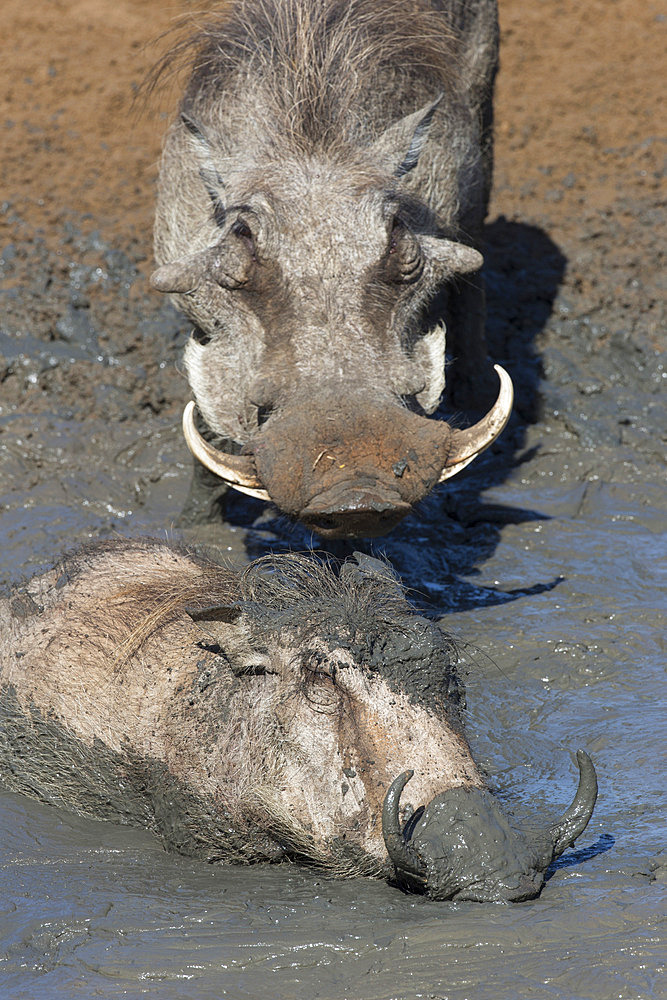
[301,486,411,537]
[450,871,542,904]
[503,872,544,902]
[307,488,407,516]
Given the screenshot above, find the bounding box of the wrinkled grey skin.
[0,541,597,902]
[153,1,502,535]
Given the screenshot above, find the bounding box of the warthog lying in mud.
[0,540,597,901]
[151,0,514,537]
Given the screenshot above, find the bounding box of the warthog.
[0,540,597,901]
[151,0,513,537]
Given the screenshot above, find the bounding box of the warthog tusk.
[381,770,427,888]
[550,750,598,858]
[182,401,271,501]
[439,364,514,482]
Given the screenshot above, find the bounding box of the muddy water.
[0,457,664,997]
[0,228,664,1000]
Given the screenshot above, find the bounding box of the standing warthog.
[151,0,513,537]
[0,540,597,901]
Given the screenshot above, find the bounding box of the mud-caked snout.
[393,784,553,902]
[382,753,598,902]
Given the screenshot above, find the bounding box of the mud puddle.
[0,475,664,1000]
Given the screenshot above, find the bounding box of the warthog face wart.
[0,541,596,899]
[152,1,512,536]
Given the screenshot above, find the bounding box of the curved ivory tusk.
[381,770,427,885]
[439,365,514,482]
[550,750,598,858]
[182,401,271,501]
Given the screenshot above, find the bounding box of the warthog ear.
[370,94,443,178]
[340,552,404,593]
[185,603,243,624]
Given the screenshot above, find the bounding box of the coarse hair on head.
[147,0,462,152]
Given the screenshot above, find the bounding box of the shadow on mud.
[484,217,567,425]
[216,219,566,612]
[546,833,615,879]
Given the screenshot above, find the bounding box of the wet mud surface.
[0,1,665,997]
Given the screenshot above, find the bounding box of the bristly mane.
[105,543,426,661]
[148,0,462,150]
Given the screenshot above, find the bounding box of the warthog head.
[1,542,597,899]
[153,97,513,537]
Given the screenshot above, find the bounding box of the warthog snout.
[182,366,513,537]
[383,753,598,902]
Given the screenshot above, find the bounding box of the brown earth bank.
[0,0,664,576]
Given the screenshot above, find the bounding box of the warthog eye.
[191,325,211,346]
[385,219,423,285]
[256,403,272,427]
[388,219,400,255]
[228,653,274,677]
[233,221,252,240]
[231,219,256,258]
[237,662,270,676]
